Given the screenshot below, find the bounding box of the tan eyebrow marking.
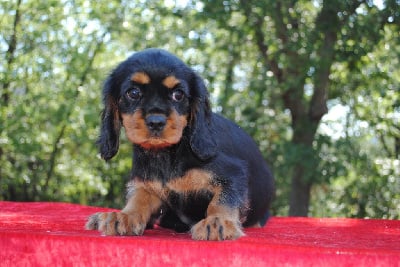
[131,72,151,84]
[162,76,180,89]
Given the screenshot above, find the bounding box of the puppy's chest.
[134,168,217,202]
[134,146,198,182]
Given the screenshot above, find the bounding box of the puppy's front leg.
[86,182,162,236]
[191,194,244,241]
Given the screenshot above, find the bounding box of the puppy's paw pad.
[85,212,146,236]
[191,216,243,241]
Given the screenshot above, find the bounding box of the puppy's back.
[210,113,275,226]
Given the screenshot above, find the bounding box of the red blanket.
[0,201,399,266]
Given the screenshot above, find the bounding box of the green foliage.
[311,136,399,219]
[0,0,129,207]
[1,0,398,218]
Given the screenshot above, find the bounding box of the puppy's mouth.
[121,110,188,150]
[140,138,173,149]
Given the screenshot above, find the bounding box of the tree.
[0,0,129,206]
[1,0,398,218]
[200,0,399,216]
[311,19,400,219]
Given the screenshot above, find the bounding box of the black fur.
[98,48,274,231]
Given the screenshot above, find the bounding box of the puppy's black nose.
[146,114,166,132]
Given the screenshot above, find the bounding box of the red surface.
[0,201,399,267]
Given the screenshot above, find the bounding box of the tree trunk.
[288,116,320,216]
[289,164,312,216]
[285,1,341,216]
[233,0,347,216]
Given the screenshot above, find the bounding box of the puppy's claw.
[191,216,244,241]
[132,223,146,236]
[85,211,146,236]
[85,212,101,230]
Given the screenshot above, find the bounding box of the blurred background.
[0,0,399,218]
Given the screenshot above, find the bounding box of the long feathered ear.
[98,75,121,160]
[189,74,217,161]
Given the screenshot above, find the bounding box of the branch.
[239,0,283,83]
[309,29,335,120]
[43,33,107,192]
[309,0,367,121]
[253,16,283,83]
[44,124,67,190]
[309,1,340,121]
[42,1,124,190]
[271,1,289,45]
[0,0,22,182]
[240,0,308,120]
[379,133,394,158]
[2,0,22,105]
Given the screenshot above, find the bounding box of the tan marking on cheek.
[163,110,188,144]
[131,72,151,84]
[121,110,187,149]
[162,76,180,89]
[121,111,149,144]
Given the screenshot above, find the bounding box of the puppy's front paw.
[85,212,146,236]
[191,216,244,241]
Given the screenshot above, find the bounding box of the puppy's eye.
[126,88,142,101]
[171,89,185,102]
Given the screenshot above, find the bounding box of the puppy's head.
[98,48,216,160]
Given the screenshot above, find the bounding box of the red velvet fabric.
[0,201,399,266]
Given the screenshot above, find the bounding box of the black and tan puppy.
[86,48,274,240]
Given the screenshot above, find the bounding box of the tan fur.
[130,169,243,240]
[131,72,151,84]
[121,110,187,149]
[129,169,214,200]
[87,169,244,239]
[167,169,214,193]
[189,187,244,240]
[162,76,180,89]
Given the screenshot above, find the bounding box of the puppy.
[86,48,274,240]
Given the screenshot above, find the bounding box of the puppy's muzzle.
[146,114,166,134]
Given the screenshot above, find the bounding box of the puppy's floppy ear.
[189,74,217,161]
[98,75,121,160]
